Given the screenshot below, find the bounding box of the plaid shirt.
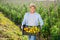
[22,12,44,28]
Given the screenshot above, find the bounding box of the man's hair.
[29,3,36,8]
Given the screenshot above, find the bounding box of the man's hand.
[21,25,23,30]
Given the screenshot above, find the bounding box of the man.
[22,3,44,40]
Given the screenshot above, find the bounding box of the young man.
[22,3,44,40]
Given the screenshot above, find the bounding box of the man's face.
[30,7,35,13]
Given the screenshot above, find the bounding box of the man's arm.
[22,13,27,25]
[38,14,44,29]
[21,13,27,29]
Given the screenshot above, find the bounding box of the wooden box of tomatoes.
[22,25,40,35]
